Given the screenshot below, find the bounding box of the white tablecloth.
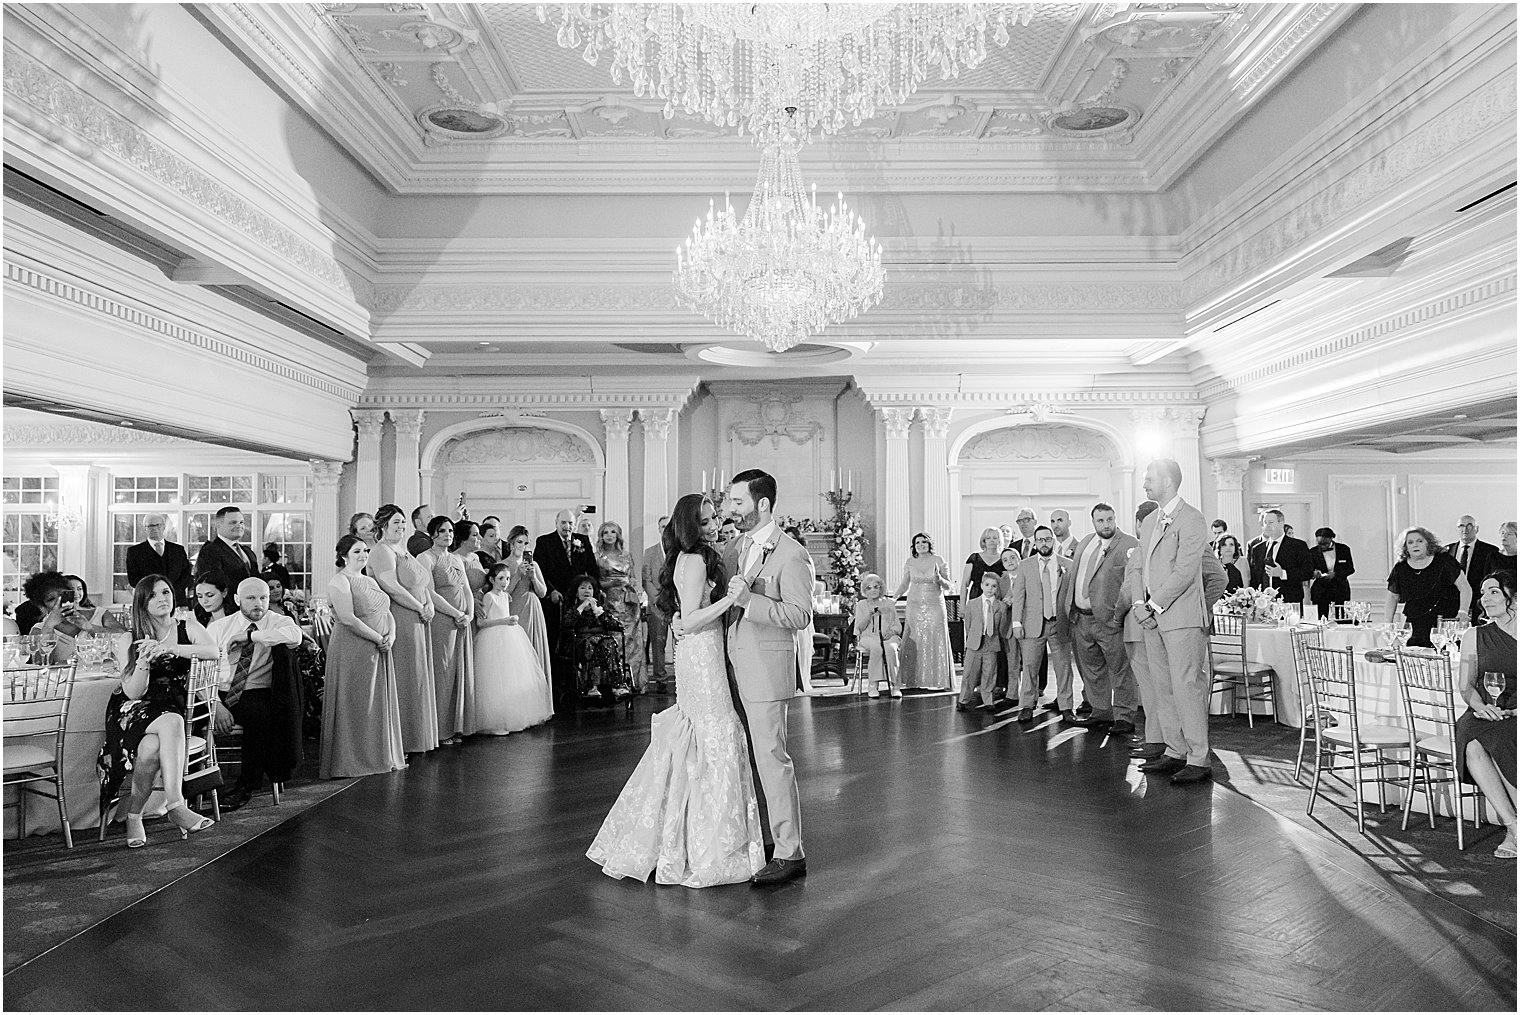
[3,671,121,838]
[1210,623,1391,727]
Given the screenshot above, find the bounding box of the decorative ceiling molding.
[358,377,702,411]
[2,422,190,448]
[853,386,1203,408]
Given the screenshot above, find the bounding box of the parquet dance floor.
[5,693,1515,1011]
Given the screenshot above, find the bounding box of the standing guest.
[595,521,647,693]
[320,535,405,779]
[1309,527,1357,620]
[716,517,739,549]
[1008,526,1074,721]
[995,545,1023,704]
[1385,526,1470,647]
[193,572,237,629]
[535,509,601,712]
[961,527,1007,603]
[1448,515,1499,623]
[477,518,504,569]
[207,577,303,812]
[575,516,596,543]
[126,515,193,606]
[501,525,552,681]
[892,533,954,690]
[1248,509,1314,607]
[1215,535,1247,592]
[349,512,377,543]
[1061,503,1141,734]
[1124,501,1165,760]
[1130,459,1214,785]
[474,563,554,733]
[998,524,1016,553]
[1050,510,1079,559]
[642,515,673,692]
[96,576,219,846]
[1246,509,1271,556]
[1454,572,1517,858]
[419,516,474,745]
[195,506,261,586]
[1210,519,1228,550]
[261,543,293,592]
[1495,521,1518,574]
[854,573,903,699]
[369,503,439,754]
[957,570,1008,711]
[1009,508,1039,558]
[406,504,434,558]
[450,519,488,606]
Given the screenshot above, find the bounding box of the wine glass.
[1483,672,1507,711]
[2,635,25,670]
[1430,627,1449,655]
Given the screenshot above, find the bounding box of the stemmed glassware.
[1483,671,1507,712]
[2,635,26,670]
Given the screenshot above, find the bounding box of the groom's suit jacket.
[1128,499,1209,632]
[722,529,814,703]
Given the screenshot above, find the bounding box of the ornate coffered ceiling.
[203,2,1352,194]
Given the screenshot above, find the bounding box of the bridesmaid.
[594,520,646,693]
[369,504,439,755]
[451,519,489,611]
[320,535,405,779]
[419,515,475,745]
[502,525,552,681]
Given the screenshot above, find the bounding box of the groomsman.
[406,504,433,557]
[1060,503,1140,734]
[1447,516,1498,622]
[195,506,260,586]
[1248,509,1314,606]
[125,514,193,605]
[1050,510,1079,559]
[1130,459,1214,785]
[641,515,672,691]
[1008,526,1075,722]
[1123,501,1164,759]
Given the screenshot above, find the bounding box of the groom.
[722,469,814,886]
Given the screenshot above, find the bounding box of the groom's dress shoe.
[751,857,807,886]
[1139,755,1187,775]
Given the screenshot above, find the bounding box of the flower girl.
[472,562,553,734]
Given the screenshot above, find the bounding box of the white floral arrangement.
[1218,586,1281,622]
[830,510,867,603]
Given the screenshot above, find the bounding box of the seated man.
[208,577,304,811]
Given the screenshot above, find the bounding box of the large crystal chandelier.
[537,3,1034,139]
[674,133,884,351]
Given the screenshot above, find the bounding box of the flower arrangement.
[1218,586,1281,623]
[775,514,827,534]
[830,509,867,603]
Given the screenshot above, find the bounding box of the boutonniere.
[1125,547,1135,560]
[1160,514,1174,531]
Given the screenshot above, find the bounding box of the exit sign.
[1264,468,1295,485]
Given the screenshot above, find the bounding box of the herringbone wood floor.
[4,693,1515,1011]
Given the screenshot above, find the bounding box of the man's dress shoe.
[752,857,807,886]
[1108,719,1137,736]
[1131,742,1166,759]
[1017,707,1035,722]
[1171,764,1214,785]
[1139,755,1187,775]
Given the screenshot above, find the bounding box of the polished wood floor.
[5,692,1515,1011]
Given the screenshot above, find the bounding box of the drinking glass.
[2,636,25,670]
[1483,672,1507,711]
[1430,629,1449,654]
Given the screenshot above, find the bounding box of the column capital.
[878,406,915,440]
[351,408,387,440]
[642,407,676,440]
[1210,457,1252,490]
[391,409,426,439]
[309,459,345,490]
[601,409,633,440]
[920,406,953,440]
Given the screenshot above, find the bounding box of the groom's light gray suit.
[723,526,813,861]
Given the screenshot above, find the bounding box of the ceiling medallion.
[536,2,1035,141]
[419,105,507,139]
[1046,104,1137,135]
[674,129,883,352]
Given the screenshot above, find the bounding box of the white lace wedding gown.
[586,586,765,887]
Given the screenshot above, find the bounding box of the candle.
[702,469,708,492]
[831,469,837,490]
[847,470,853,492]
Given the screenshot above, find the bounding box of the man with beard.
[1008,526,1075,722]
[1060,503,1140,735]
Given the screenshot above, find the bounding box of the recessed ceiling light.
[477,342,491,347]
[1453,413,1468,420]
[118,420,134,427]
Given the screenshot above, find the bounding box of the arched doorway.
[424,423,605,537]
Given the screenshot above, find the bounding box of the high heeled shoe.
[125,812,147,849]
[1496,825,1518,859]
[166,803,215,838]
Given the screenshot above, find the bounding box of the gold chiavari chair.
[1209,613,1275,727]
[3,663,79,847]
[1303,645,1407,834]
[1395,646,1486,849]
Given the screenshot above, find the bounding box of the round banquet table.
[4,667,123,839]
[1209,623,1391,727]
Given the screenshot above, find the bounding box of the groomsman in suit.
[1050,510,1079,560]
[405,504,433,557]
[1124,501,1165,759]
[1008,526,1075,722]
[535,508,601,711]
[641,515,672,691]
[1061,503,1140,734]
[1130,459,1214,784]
[125,514,193,605]
[1309,527,1357,620]
[1447,516,1499,623]
[195,506,260,586]
[1248,509,1314,606]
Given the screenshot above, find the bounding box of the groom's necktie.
[736,534,754,575]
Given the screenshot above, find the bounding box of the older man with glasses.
[126,514,194,606]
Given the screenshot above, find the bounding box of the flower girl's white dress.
[471,591,552,734]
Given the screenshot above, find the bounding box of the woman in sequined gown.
[369,504,439,754]
[419,516,475,743]
[595,520,647,693]
[892,532,954,689]
[587,493,764,887]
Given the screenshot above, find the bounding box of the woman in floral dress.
[594,521,647,693]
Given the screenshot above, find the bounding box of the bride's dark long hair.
[657,493,727,619]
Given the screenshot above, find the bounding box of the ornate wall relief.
[442,427,596,465]
[959,423,1119,463]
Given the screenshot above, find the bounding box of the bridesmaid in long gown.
[502,525,552,680]
[321,536,406,779]
[892,532,954,689]
[594,520,647,693]
[451,519,489,612]
[369,504,439,754]
[419,515,475,744]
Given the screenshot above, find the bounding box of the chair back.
[1331,604,1354,623]
[3,664,77,740]
[1395,646,1459,747]
[1209,612,1249,669]
[1304,645,1362,739]
[1289,625,1325,715]
[185,658,221,769]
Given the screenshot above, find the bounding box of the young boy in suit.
[958,571,1010,712]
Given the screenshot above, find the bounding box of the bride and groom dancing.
[586,469,813,887]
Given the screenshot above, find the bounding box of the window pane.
[2,510,59,593]
[261,512,312,591]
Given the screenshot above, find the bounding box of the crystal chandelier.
[674,133,884,351]
[537,3,1034,139]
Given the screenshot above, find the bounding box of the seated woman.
[559,574,629,706]
[1455,572,1518,858]
[14,570,70,637]
[193,571,237,629]
[96,575,220,847]
[852,573,902,698]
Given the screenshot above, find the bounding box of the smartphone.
[580,504,597,515]
[522,550,534,564]
[58,589,76,606]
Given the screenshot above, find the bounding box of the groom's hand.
[727,575,751,608]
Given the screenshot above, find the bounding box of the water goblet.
[1483,671,1507,711]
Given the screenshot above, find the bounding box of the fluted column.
[920,407,953,572]
[642,408,675,537]
[391,409,425,514]
[351,409,387,514]
[601,409,633,530]
[1211,458,1253,539]
[309,459,345,592]
[879,407,915,588]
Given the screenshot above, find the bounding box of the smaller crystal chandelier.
[674,131,884,352]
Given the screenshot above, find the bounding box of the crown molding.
[357,375,703,411]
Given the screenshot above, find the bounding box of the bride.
[586,493,765,887]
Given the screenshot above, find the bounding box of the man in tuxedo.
[1447,515,1499,622]
[1130,458,1214,785]
[125,514,193,605]
[535,508,601,711]
[1210,519,1228,550]
[1008,508,1038,558]
[208,577,304,811]
[1309,526,1357,620]
[1008,526,1075,722]
[1060,503,1141,735]
[196,506,260,587]
[1050,509,1079,559]
[1248,509,1314,605]
[1246,510,1270,556]
[641,515,672,691]
[406,504,433,557]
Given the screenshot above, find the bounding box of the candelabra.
[824,489,854,512]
